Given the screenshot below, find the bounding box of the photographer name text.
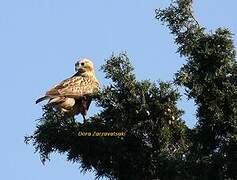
[78,131,126,137]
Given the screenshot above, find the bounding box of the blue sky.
[0,0,236,180]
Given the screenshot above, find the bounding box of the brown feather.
[36,96,49,104]
[36,59,99,118]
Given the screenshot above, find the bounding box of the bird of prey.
[36,58,99,122]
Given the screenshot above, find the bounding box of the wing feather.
[46,76,99,98]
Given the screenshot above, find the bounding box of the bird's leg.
[82,114,87,123]
[81,96,88,123]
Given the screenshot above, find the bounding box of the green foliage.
[156,0,237,179]
[26,53,188,180]
[26,0,237,179]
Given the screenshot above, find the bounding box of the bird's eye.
[81,62,85,66]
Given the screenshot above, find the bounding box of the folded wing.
[36,75,99,104]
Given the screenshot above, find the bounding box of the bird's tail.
[36,96,49,104]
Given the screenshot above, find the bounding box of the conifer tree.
[26,0,237,179]
[156,0,237,179]
[26,53,187,180]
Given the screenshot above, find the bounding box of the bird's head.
[75,58,95,77]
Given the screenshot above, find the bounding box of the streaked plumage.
[36,58,99,121]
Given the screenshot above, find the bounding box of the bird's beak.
[75,63,81,72]
[75,65,79,72]
[75,65,85,73]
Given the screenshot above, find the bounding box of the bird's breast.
[60,98,76,110]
